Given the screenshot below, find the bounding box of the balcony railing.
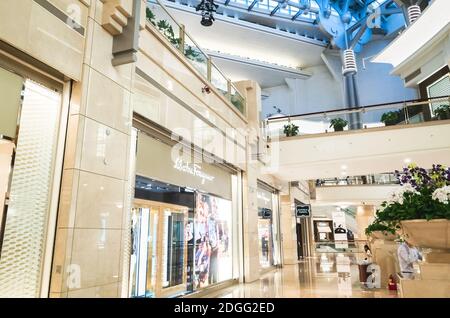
[315,173,399,187]
[146,0,246,115]
[265,95,450,138]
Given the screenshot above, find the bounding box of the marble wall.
[49,0,135,298]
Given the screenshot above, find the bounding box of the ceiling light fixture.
[404,158,412,164]
[195,0,219,27]
[341,165,348,170]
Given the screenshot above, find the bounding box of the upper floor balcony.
[145,0,246,115]
[265,95,450,138]
[263,96,450,181]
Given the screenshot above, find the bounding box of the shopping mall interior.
[0,0,449,299]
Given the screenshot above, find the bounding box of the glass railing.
[314,240,369,254]
[146,0,246,115]
[266,96,450,138]
[315,173,399,187]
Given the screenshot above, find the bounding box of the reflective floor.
[203,253,398,298]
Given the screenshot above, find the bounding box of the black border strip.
[34,0,85,36]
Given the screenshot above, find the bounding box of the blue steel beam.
[291,10,304,20]
[248,0,259,11]
[270,4,281,16]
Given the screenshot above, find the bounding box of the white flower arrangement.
[389,184,419,204]
[432,185,450,204]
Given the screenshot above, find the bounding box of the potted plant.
[372,164,450,249]
[283,122,299,137]
[380,111,400,126]
[329,118,348,132]
[365,221,396,241]
[433,104,450,120]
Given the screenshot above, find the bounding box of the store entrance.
[296,222,304,260]
[130,199,189,298]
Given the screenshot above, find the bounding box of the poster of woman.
[194,193,232,289]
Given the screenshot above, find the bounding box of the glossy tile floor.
[203,253,398,298]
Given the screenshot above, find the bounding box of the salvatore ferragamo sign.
[173,158,215,184]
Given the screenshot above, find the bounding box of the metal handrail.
[267,95,450,123]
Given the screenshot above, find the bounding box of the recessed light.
[341,165,348,170]
[404,158,412,164]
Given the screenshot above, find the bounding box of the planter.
[400,219,450,249]
[384,120,397,126]
[437,113,450,120]
[370,231,396,241]
[333,126,344,132]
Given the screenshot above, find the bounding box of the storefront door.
[130,199,189,298]
[0,64,65,297]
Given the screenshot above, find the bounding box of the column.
[49,0,136,298]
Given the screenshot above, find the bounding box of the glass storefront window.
[130,130,240,297]
[194,193,233,288]
[256,182,281,270]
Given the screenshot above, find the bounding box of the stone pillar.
[355,205,375,240]
[234,80,261,283]
[49,0,136,298]
[280,193,297,265]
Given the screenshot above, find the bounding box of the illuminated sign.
[173,158,215,184]
[296,204,311,218]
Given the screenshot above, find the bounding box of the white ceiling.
[208,52,311,88]
[373,0,450,68]
[313,185,400,206]
[266,122,450,180]
[153,4,327,72]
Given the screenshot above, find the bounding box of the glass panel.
[194,193,232,289]
[0,79,61,297]
[362,104,406,128]
[427,75,450,116]
[147,4,182,50]
[0,67,22,139]
[210,63,228,98]
[230,85,245,114]
[184,34,208,79]
[161,208,186,289]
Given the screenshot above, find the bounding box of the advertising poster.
[332,211,348,249]
[194,193,232,289]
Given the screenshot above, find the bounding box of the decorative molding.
[99,0,133,36]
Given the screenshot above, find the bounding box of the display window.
[129,128,240,297]
[194,192,232,288]
[256,181,281,270]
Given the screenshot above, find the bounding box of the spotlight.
[195,0,219,27]
[202,85,211,94]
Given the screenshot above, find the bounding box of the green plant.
[146,8,156,26]
[365,221,396,237]
[230,94,245,114]
[433,104,450,120]
[370,164,450,232]
[380,111,400,126]
[283,122,299,137]
[184,45,205,63]
[329,118,348,131]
